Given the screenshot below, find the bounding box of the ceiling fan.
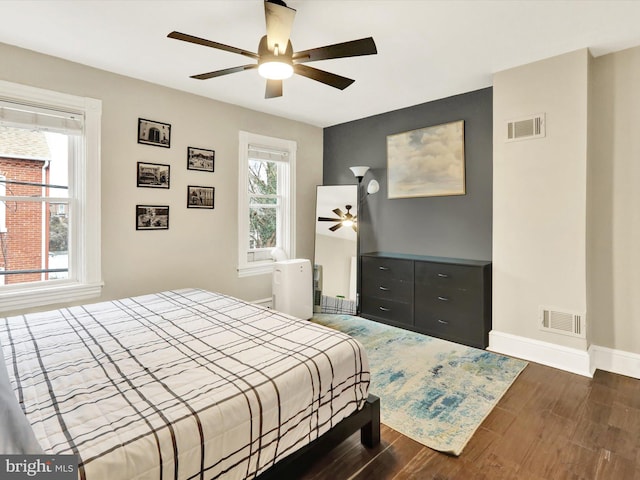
[167,0,377,98]
[318,205,357,232]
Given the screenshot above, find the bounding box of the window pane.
[249,206,277,249]
[45,203,69,280]
[44,132,70,195]
[0,200,69,285]
[49,202,69,254]
[0,128,69,196]
[1,126,71,286]
[248,159,277,195]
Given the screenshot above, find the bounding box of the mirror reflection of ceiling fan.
[167,0,377,98]
[318,205,357,232]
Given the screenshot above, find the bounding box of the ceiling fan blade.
[332,208,345,217]
[294,64,355,90]
[318,217,341,222]
[265,79,283,98]
[191,64,257,80]
[329,223,343,232]
[264,0,297,53]
[293,37,377,64]
[168,31,259,60]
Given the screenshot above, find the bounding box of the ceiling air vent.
[506,113,545,142]
[540,307,585,338]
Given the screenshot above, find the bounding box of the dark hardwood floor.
[299,363,640,479]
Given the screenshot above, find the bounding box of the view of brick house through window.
[0,125,69,286]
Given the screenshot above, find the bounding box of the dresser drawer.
[361,296,413,327]
[362,278,413,303]
[414,261,482,289]
[415,288,480,318]
[414,283,488,348]
[414,312,485,348]
[362,256,413,282]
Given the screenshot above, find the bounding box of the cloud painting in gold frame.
[387,120,465,199]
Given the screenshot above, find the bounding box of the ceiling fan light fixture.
[168,1,377,98]
[258,60,293,80]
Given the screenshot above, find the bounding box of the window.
[0,175,4,287]
[0,80,102,311]
[238,131,296,277]
[0,175,5,233]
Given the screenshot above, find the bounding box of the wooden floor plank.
[349,434,424,480]
[299,363,640,479]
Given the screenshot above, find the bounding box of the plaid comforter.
[0,289,370,479]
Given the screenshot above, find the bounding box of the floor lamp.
[349,166,380,316]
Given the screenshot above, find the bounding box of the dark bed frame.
[257,394,381,479]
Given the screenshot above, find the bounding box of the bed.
[0,288,379,479]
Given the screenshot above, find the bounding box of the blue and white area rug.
[312,314,528,456]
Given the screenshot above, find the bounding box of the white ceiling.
[2,1,640,128]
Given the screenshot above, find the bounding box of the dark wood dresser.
[360,252,492,349]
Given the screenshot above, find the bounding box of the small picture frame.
[187,185,215,209]
[138,118,171,148]
[137,162,170,188]
[136,205,169,230]
[187,146,215,172]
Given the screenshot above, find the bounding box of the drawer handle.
[437,296,450,301]
[379,286,390,291]
[437,319,449,325]
[437,273,449,278]
[378,266,390,271]
[379,306,391,312]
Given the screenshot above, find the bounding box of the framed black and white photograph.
[187,185,215,209]
[137,162,170,189]
[187,146,215,172]
[138,118,171,148]
[136,205,169,230]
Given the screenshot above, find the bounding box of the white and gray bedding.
[0,288,370,479]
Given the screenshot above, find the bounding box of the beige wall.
[493,45,640,360]
[588,46,640,354]
[493,49,590,351]
[0,42,323,314]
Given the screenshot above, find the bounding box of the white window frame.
[0,80,102,311]
[238,131,296,277]
[0,175,6,233]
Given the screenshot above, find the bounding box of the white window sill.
[0,281,103,314]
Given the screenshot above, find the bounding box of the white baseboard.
[488,330,592,377]
[589,345,640,379]
[252,297,272,308]
[489,330,640,380]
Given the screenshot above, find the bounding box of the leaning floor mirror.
[313,185,358,315]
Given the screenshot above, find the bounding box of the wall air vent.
[506,113,545,142]
[540,306,585,338]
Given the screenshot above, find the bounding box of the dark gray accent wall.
[323,87,492,261]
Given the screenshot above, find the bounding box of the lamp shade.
[349,166,370,179]
[367,179,380,195]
